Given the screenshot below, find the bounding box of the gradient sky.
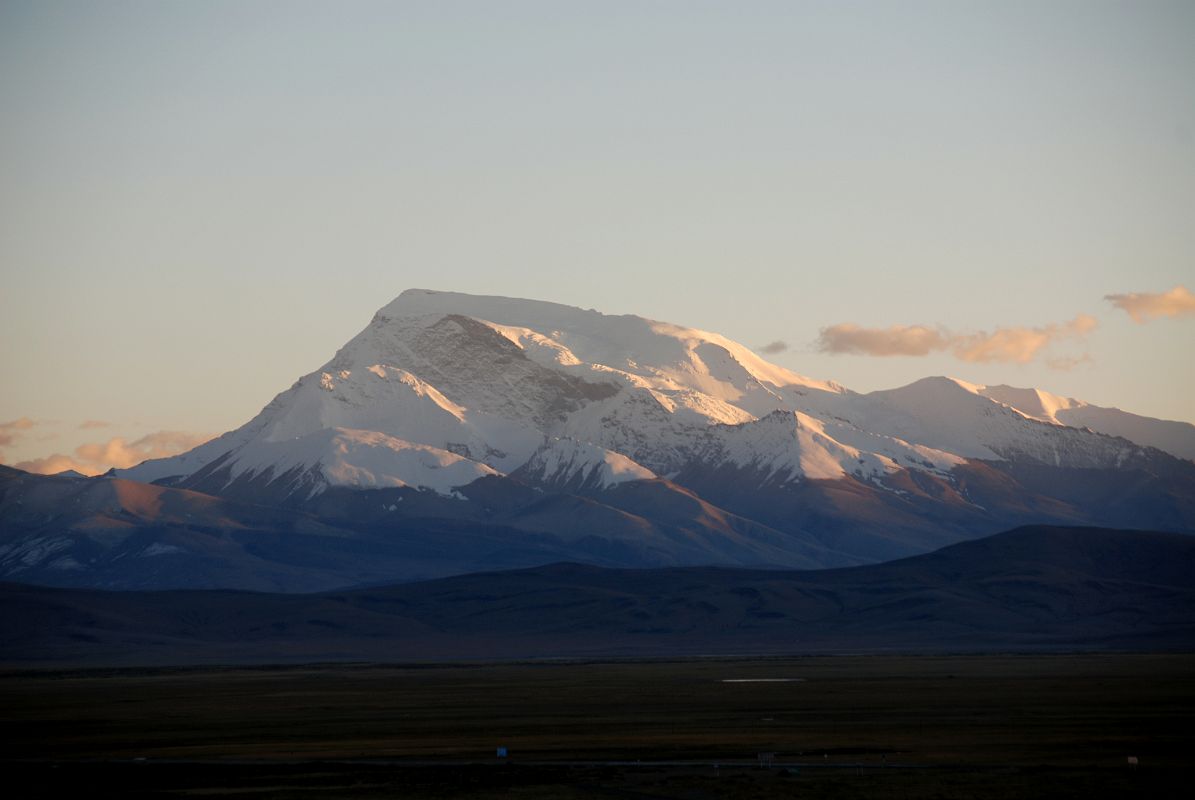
[1,0,1193,473]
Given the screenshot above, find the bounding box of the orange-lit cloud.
[952,315,1096,364]
[1104,285,1195,323]
[1045,353,1093,372]
[14,430,214,477]
[758,340,789,355]
[816,315,1096,367]
[79,419,112,429]
[0,416,39,463]
[0,417,36,449]
[816,324,946,357]
[12,453,91,476]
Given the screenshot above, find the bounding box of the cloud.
[815,324,946,357]
[12,453,92,476]
[0,417,38,463]
[815,315,1096,368]
[0,417,36,450]
[1104,285,1195,323]
[1045,353,1093,371]
[13,430,214,477]
[952,315,1096,364]
[79,419,112,429]
[758,340,789,355]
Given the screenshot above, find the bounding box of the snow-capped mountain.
[125,289,1192,494]
[7,289,1192,591]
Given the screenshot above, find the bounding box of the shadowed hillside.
[3,525,1192,666]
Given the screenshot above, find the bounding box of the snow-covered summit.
[831,377,1157,468]
[974,383,1195,462]
[382,289,845,412]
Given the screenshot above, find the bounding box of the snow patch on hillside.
[521,438,657,490]
[695,411,899,483]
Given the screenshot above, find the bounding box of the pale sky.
[1,0,1193,473]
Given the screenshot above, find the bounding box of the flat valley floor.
[2,654,1192,798]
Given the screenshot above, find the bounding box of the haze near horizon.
[1,0,1193,474]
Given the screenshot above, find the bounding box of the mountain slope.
[0,464,846,590]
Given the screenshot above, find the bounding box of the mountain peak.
[375,288,842,400]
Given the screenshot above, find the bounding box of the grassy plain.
[2,654,1191,798]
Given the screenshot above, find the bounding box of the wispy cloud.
[758,340,789,355]
[13,430,214,477]
[815,324,946,357]
[0,417,37,463]
[815,315,1096,368]
[1045,353,1093,372]
[1104,285,1195,323]
[79,419,112,429]
[0,417,36,448]
[12,453,91,476]
[952,315,1096,364]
